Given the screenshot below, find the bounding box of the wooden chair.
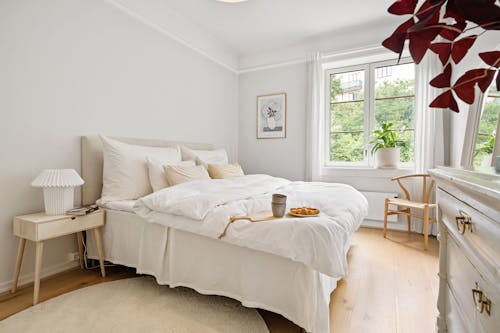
[383,174,437,250]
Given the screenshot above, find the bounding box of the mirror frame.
[461,87,500,169]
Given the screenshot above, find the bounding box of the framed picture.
[256,93,287,139]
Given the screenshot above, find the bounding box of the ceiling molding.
[105,0,239,74]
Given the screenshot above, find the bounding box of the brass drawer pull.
[456,210,472,234]
[472,283,491,316]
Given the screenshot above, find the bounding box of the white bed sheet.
[87,208,339,333]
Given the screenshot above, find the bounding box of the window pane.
[330,70,364,103]
[331,101,364,132]
[375,63,414,98]
[374,62,415,163]
[330,69,366,163]
[473,87,499,168]
[330,132,364,162]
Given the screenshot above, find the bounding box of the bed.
[82,136,367,333]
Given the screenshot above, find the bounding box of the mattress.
[87,207,338,333]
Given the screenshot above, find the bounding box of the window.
[326,59,415,167]
[473,85,499,168]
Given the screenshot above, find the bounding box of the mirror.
[472,85,500,169]
[462,84,500,170]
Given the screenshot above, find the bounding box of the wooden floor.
[0,227,439,333]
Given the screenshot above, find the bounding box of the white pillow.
[100,136,181,203]
[147,157,195,192]
[164,165,210,186]
[182,147,229,167]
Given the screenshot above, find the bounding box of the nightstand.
[11,209,106,305]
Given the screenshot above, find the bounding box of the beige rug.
[0,277,270,333]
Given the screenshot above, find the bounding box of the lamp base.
[43,187,75,215]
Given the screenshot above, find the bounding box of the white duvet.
[134,175,368,278]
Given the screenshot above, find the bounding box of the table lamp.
[31,169,84,215]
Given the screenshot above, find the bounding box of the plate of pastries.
[289,207,320,217]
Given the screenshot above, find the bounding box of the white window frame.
[323,57,415,169]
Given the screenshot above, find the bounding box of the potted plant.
[370,122,405,168]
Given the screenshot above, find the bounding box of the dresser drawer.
[447,234,499,333]
[445,283,472,333]
[438,188,500,278]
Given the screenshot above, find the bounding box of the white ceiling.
[123,0,397,56]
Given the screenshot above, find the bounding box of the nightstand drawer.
[14,210,105,241]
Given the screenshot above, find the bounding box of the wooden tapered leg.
[93,228,106,277]
[383,199,389,238]
[76,232,84,269]
[423,206,429,250]
[407,208,412,233]
[33,241,44,305]
[11,238,26,293]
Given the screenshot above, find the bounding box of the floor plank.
[0,227,438,333]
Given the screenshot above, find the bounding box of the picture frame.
[256,93,287,139]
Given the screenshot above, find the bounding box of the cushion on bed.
[181,147,228,167]
[147,157,195,192]
[164,164,210,186]
[100,135,181,203]
[207,163,244,179]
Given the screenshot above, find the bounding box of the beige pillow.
[147,158,196,192]
[207,163,244,179]
[164,165,210,186]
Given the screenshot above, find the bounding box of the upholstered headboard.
[81,136,214,205]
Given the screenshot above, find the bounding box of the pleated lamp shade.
[31,169,85,215]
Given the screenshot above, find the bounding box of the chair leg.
[407,208,411,233]
[383,199,389,238]
[423,206,429,250]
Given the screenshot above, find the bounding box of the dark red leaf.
[451,35,477,63]
[382,17,415,54]
[415,0,443,19]
[439,21,466,40]
[452,68,496,104]
[388,0,418,15]
[443,0,464,21]
[453,81,476,104]
[408,26,443,64]
[479,51,500,68]
[430,64,452,88]
[430,90,459,112]
[430,43,452,65]
[456,0,500,30]
[496,71,500,91]
[478,69,496,92]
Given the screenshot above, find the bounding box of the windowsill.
[317,165,414,180]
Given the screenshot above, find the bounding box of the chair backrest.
[391,174,435,203]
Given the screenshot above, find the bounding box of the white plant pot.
[43,187,75,215]
[374,147,400,169]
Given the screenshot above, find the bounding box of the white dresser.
[430,167,500,333]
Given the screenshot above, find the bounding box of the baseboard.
[0,260,79,294]
[362,219,408,231]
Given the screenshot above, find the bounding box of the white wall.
[239,63,308,180]
[0,0,238,291]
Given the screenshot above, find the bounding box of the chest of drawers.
[430,167,499,333]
